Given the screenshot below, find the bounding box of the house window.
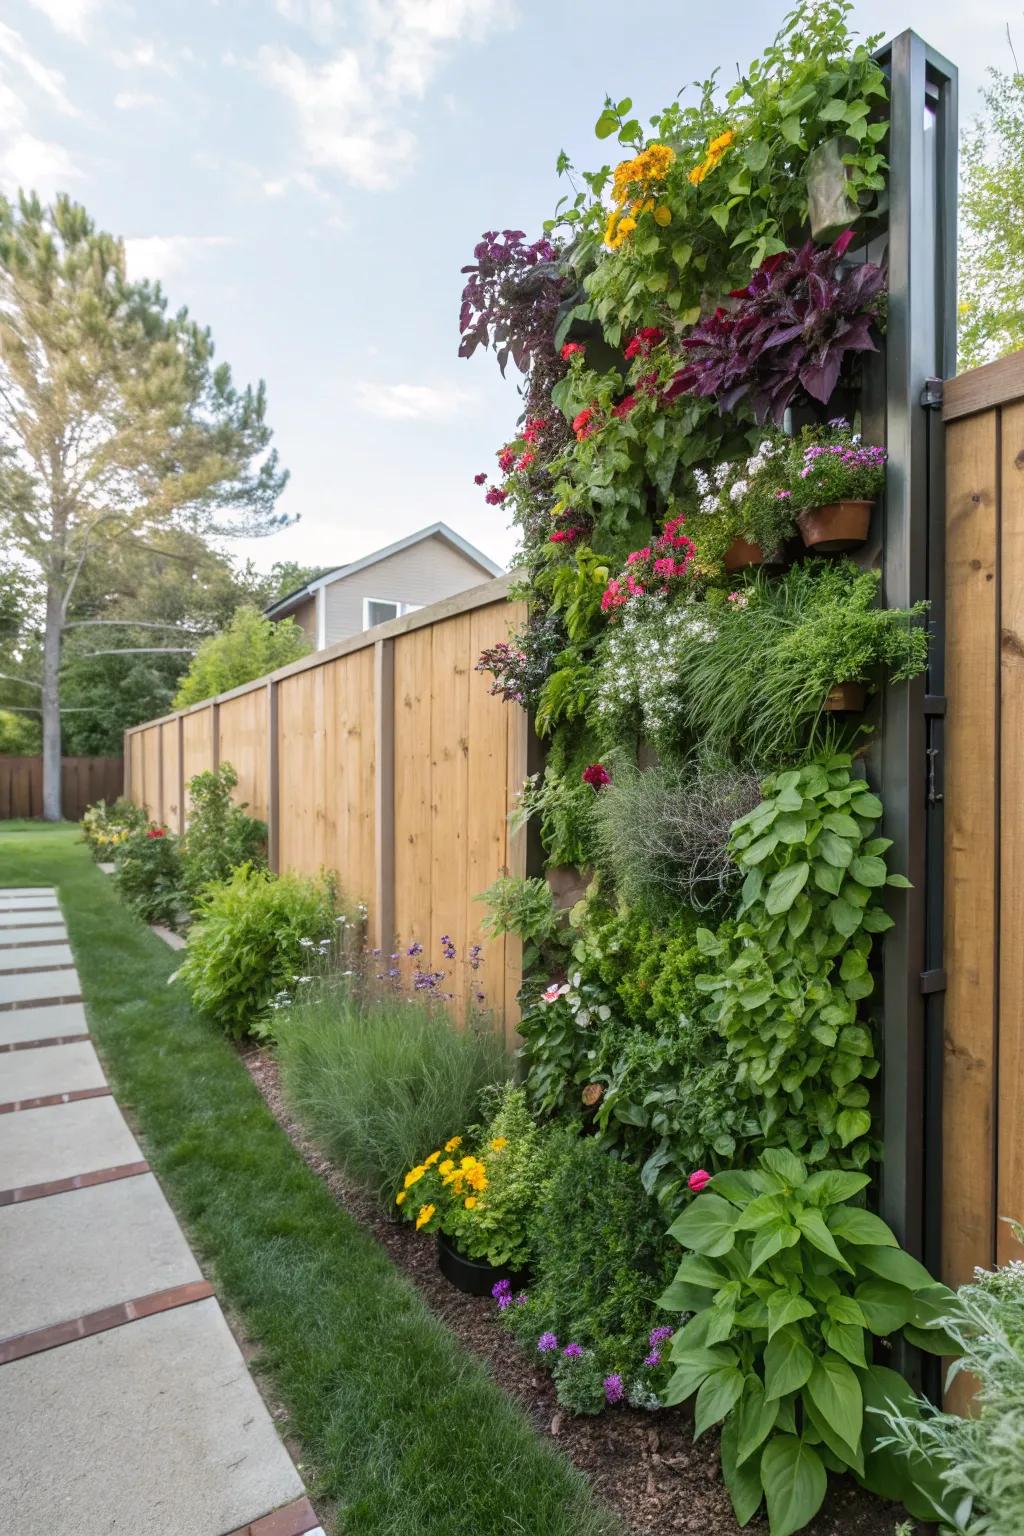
[362,598,421,631]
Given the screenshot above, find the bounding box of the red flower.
[688,1169,712,1193]
[516,451,536,470]
[473,472,487,485]
[550,528,578,543]
[572,407,594,434]
[611,393,639,419]
[561,342,585,360]
[522,417,546,445]
[624,326,665,360]
[581,763,612,790]
[484,485,508,505]
[147,826,166,839]
[498,446,516,473]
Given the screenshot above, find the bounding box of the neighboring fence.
[124,577,529,1040]
[943,350,1024,1287]
[0,755,123,822]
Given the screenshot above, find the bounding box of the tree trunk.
[41,580,63,821]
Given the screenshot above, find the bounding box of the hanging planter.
[806,136,860,243]
[436,1231,530,1297]
[797,498,873,553]
[724,536,765,573]
[823,681,866,713]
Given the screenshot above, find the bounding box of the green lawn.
[2,825,617,1536]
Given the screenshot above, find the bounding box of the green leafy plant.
[179,762,267,909]
[696,755,907,1169]
[80,796,147,859]
[112,823,184,927]
[278,985,509,1206]
[783,421,887,511]
[659,1150,954,1535]
[176,864,336,1037]
[874,1233,1024,1534]
[477,873,563,972]
[504,1130,678,1404]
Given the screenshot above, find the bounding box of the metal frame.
[874,33,957,1377]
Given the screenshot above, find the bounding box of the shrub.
[591,761,760,914]
[278,985,510,1204]
[398,1084,547,1268]
[172,604,309,710]
[503,1131,677,1407]
[875,1238,1024,1534]
[176,864,336,1036]
[81,796,147,860]
[476,873,562,971]
[112,824,184,927]
[659,1150,954,1535]
[179,763,266,909]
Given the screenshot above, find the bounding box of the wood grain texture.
[944,409,999,1288]
[393,624,433,970]
[141,728,161,819]
[218,688,269,821]
[159,721,181,831]
[180,709,214,826]
[945,350,1024,422]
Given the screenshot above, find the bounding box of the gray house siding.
[321,537,492,646]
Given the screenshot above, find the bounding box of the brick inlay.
[0,1160,149,1207]
[0,1279,214,1366]
[223,1496,321,1536]
[0,961,76,977]
[0,1032,90,1054]
[0,1084,110,1114]
[0,992,83,1013]
[0,936,70,950]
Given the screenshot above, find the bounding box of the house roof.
[263,522,504,620]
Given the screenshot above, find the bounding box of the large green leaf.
[663,1345,735,1405]
[800,1170,870,1207]
[764,1327,814,1401]
[827,1206,898,1247]
[849,854,887,887]
[853,1243,934,1289]
[764,862,810,915]
[795,1207,850,1267]
[766,1291,816,1340]
[854,1279,915,1334]
[668,1193,738,1256]
[822,1317,867,1367]
[760,1149,806,1186]
[694,1365,746,1439]
[760,1436,827,1536]
[802,1392,864,1476]
[806,1356,862,1452]
[735,1376,780,1465]
[720,1413,765,1526]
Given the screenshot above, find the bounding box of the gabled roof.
[263,521,504,619]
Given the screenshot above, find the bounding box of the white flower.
[729,479,748,503]
[714,461,731,487]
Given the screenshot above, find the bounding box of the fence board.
[218,688,269,822]
[0,756,122,822]
[160,721,181,833]
[999,403,1024,1266]
[181,710,213,827]
[393,625,434,964]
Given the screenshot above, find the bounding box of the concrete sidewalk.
[0,888,325,1536]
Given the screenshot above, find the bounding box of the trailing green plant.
[517,967,614,1120]
[111,823,184,928]
[591,760,760,915]
[510,726,619,870]
[80,796,147,859]
[175,864,336,1037]
[476,873,563,972]
[873,1233,1024,1534]
[179,762,266,909]
[696,755,908,1169]
[658,1150,954,1535]
[278,983,509,1206]
[397,1084,547,1269]
[503,1130,678,1407]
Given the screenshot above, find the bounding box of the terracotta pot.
[824,681,866,713]
[436,1232,530,1297]
[797,499,873,553]
[723,536,765,573]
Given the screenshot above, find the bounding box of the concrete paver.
[0,895,61,910]
[0,1095,141,1189]
[0,888,56,897]
[0,943,74,972]
[0,967,80,1006]
[0,1174,202,1336]
[0,1001,87,1046]
[0,909,61,928]
[1,1040,105,1102]
[0,923,69,945]
[0,1299,306,1536]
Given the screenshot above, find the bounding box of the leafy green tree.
[0,708,39,753]
[959,68,1024,370]
[172,605,309,709]
[236,560,326,609]
[0,193,288,818]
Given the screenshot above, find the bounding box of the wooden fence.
[943,350,1024,1286]
[125,577,528,1040]
[0,756,123,822]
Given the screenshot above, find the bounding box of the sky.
[0,0,1017,575]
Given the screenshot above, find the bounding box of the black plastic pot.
[436,1232,530,1298]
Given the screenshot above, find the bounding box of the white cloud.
[274,0,340,42]
[122,235,232,284]
[113,90,159,111]
[0,23,79,195]
[0,22,77,116]
[256,0,511,193]
[0,132,78,195]
[354,381,473,422]
[26,0,102,41]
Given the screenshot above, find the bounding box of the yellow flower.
[489,1137,508,1151]
[444,1136,462,1152]
[464,1196,478,1209]
[439,1158,455,1176]
[404,1165,425,1189]
[709,129,735,155]
[395,1190,406,1205]
[424,1150,441,1167]
[415,1203,436,1230]
[688,128,735,186]
[618,216,637,241]
[653,204,672,227]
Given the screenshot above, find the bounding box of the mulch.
[242,1046,919,1536]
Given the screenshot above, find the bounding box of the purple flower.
[406,942,423,957]
[562,1342,584,1358]
[537,1331,558,1353]
[497,1294,512,1310]
[649,1326,673,1347]
[643,1351,661,1368]
[514,1292,528,1306]
[440,934,457,961]
[603,1373,625,1404]
[492,1279,512,1300]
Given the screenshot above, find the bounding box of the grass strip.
[1,827,618,1536]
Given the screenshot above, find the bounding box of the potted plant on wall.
[786,420,887,552]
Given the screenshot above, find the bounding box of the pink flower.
[516,451,536,471]
[688,1169,712,1193]
[541,982,568,1004]
[473,472,487,485]
[484,486,507,505]
[581,763,611,790]
[498,446,516,473]
[522,417,546,444]
[561,342,585,360]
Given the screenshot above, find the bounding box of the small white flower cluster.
[693,440,783,519]
[596,593,717,749]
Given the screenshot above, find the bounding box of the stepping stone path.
[0,887,326,1536]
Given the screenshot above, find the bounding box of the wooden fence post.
[266,679,280,873]
[210,700,220,773]
[374,638,395,954]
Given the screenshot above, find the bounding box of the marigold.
[464,1196,478,1209]
[395,1190,406,1205]
[489,1137,509,1151]
[404,1165,425,1189]
[445,1136,462,1152]
[416,1203,436,1230]
[423,1150,441,1167]
[439,1158,455,1175]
